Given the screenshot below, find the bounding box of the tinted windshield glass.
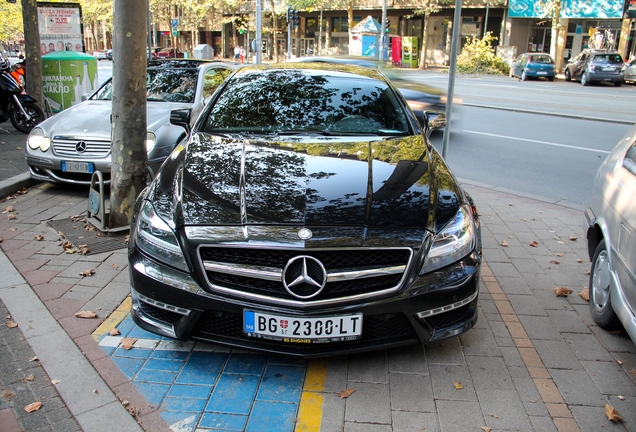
[593,54,622,63]
[203,69,410,134]
[530,55,553,64]
[91,68,198,103]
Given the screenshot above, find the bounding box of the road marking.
[295,359,327,432]
[463,130,611,154]
[481,262,580,432]
[92,296,132,341]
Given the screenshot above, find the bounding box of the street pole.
[255,0,262,64]
[441,0,462,160]
[484,0,489,37]
[287,9,292,60]
[147,0,152,61]
[379,0,387,61]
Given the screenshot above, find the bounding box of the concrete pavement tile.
[44,298,86,319]
[581,360,636,397]
[61,288,98,302]
[31,282,73,301]
[344,423,392,432]
[429,364,477,402]
[511,257,547,275]
[436,400,485,432]
[346,350,388,383]
[389,372,435,412]
[425,336,465,365]
[6,252,43,271]
[511,377,550,416]
[245,400,298,432]
[322,356,348,393]
[494,276,531,295]
[507,293,549,316]
[387,344,428,374]
[563,333,615,362]
[0,239,30,252]
[77,251,115,263]
[590,326,636,354]
[22,269,59,286]
[547,309,593,334]
[477,296,498,315]
[459,327,500,357]
[466,356,515,391]
[568,405,630,432]
[481,248,510,262]
[499,345,525,368]
[529,415,559,431]
[343,381,391,424]
[533,286,574,310]
[82,281,129,315]
[391,411,439,432]
[533,340,585,370]
[57,314,101,339]
[75,268,119,288]
[318,392,345,432]
[518,315,564,340]
[549,369,607,406]
[256,364,304,403]
[486,261,522,278]
[477,388,534,430]
[74,400,144,432]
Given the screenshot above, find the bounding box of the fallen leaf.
[111,263,119,269]
[125,234,129,244]
[34,234,44,241]
[530,240,539,247]
[62,241,73,250]
[79,269,95,277]
[585,270,591,275]
[605,403,623,422]
[579,287,589,301]
[17,189,27,195]
[51,379,61,385]
[109,328,121,336]
[489,413,499,418]
[24,374,34,382]
[24,401,42,413]
[480,427,492,432]
[121,337,138,350]
[7,321,18,328]
[128,406,139,417]
[65,249,77,254]
[122,399,129,407]
[74,310,97,319]
[5,206,15,212]
[555,287,573,297]
[632,369,636,376]
[29,356,38,362]
[501,240,508,247]
[508,203,513,206]
[3,389,14,401]
[79,247,90,255]
[556,253,563,257]
[7,214,16,220]
[577,259,584,263]
[0,236,3,242]
[550,260,560,265]
[557,241,566,245]
[16,147,22,150]
[338,388,355,399]
[617,395,625,400]
[93,389,99,394]
[570,236,578,241]
[452,382,463,393]
[617,359,623,365]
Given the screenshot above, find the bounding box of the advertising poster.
[37,2,84,54]
[509,0,624,18]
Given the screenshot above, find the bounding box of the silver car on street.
[584,123,636,345]
[26,60,235,185]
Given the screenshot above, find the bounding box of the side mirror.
[170,108,192,134]
[423,110,446,129]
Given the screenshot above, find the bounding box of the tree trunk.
[109,0,148,229]
[21,0,44,111]
[419,13,430,69]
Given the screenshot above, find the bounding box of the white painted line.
[462,130,611,154]
[130,338,160,349]
[99,335,123,347]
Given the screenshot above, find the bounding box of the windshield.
[530,55,553,64]
[593,54,622,63]
[203,69,410,135]
[91,67,198,103]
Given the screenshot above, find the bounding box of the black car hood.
[150,133,462,230]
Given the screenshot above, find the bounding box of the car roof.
[147,59,228,69]
[236,62,387,80]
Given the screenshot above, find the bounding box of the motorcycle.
[0,52,44,133]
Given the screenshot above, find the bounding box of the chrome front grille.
[198,247,413,306]
[53,138,111,157]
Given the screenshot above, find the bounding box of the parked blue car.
[509,53,556,81]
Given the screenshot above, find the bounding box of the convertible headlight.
[27,128,51,152]
[135,200,188,271]
[146,132,156,151]
[420,205,475,274]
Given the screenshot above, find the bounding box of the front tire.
[564,68,571,81]
[521,70,528,81]
[10,102,45,134]
[589,241,621,329]
[614,80,623,87]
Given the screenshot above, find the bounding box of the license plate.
[243,310,363,343]
[62,161,94,173]
[537,71,547,75]
[603,66,615,71]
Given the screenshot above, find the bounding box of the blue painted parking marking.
[97,314,308,432]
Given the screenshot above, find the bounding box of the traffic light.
[385,18,390,33]
[287,8,299,28]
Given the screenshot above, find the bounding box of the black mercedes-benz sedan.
[128,63,482,358]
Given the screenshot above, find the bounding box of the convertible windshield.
[203,69,410,135]
[91,68,198,103]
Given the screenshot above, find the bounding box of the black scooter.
[0,55,44,134]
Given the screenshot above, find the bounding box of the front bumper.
[129,248,480,358]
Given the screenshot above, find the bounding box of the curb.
[0,172,37,198]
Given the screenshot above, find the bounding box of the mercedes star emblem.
[282,255,326,299]
[298,228,313,240]
[75,141,87,153]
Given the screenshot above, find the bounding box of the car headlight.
[146,132,156,151]
[27,128,51,152]
[420,205,476,274]
[135,200,188,271]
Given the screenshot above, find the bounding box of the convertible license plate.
[243,310,363,343]
[62,161,94,173]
